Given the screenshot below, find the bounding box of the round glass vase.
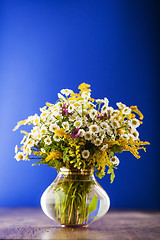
[40,168,110,227]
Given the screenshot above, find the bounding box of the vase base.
[61,224,89,228]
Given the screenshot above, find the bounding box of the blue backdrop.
[0,0,159,209]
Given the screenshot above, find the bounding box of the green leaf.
[107,168,112,174]
[63,148,70,163]
[95,171,103,179]
[110,144,122,153]
[88,194,98,214]
[110,171,115,183]
[107,167,115,183]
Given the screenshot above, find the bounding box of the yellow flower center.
[92,126,97,132]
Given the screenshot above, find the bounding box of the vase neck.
[55,167,95,182]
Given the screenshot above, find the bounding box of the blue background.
[0,0,159,209]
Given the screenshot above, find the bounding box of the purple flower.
[70,128,80,138]
[61,104,69,116]
[75,133,81,138]
[97,114,103,119]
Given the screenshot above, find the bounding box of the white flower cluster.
[14,86,141,168]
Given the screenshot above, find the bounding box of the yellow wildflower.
[130,106,144,120]
[46,102,52,106]
[46,151,63,162]
[55,128,65,137]
[78,83,91,91]
[13,119,27,131]
[20,130,29,136]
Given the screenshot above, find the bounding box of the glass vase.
[40,168,110,227]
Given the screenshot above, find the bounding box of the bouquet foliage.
[14,83,149,182]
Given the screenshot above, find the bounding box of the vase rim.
[59,167,94,175]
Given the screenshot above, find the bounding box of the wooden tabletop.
[0,208,159,240]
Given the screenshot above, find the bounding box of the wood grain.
[0,208,159,239]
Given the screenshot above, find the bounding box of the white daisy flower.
[33,115,41,125]
[62,121,69,131]
[51,108,60,117]
[31,126,38,134]
[94,139,102,146]
[112,110,119,117]
[96,99,104,104]
[14,152,24,161]
[111,135,116,141]
[60,89,73,96]
[89,109,97,119]
[69,115,76,122]
[40,126,48,135]
[111,120,120,129]
[40,111,48,119]
[78,129,85,137]
[81,91,91,100]
[121,134,129,140]
[104,97,109,107]
[130,128,139,140]
[107,107,114,113]
[23,146,32,155]
[45,117,54,125]
[68,104,75,113]
[101,144,109,151]
[89,124,99,134]
[106,128,113,136]
[15,145,18,153]
[110,156,120,166]
[35,133,42,140]
[74,120,82,128]
[122,107,131,115]
[44,137,52,145]
[82,150,90,159]
[20,136,26,144]
[101,122,109,130]
[129,118,140,128]
[100,130,105,137]
[49,123,60,132]
[82,116,88,125]
[58,93,66,102]
[53,134,61,142]
[55,102,62,108]
[116,102,126,109]
[84,131,92,141]
[40,106,47,112]
[101,105,108,113]
[41,148,46,153]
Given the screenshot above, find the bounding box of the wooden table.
[0,208,159,239]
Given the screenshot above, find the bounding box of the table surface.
[0,208,159,240]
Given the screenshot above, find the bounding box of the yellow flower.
[45,151,63,162]
[46,102,52,106]
[13,119,27,131]
[55,128,65,137]
[130,106,144,120]
[20,130,29,136]
[78,83,91,91]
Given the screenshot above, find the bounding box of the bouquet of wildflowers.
[14,83,149,182]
